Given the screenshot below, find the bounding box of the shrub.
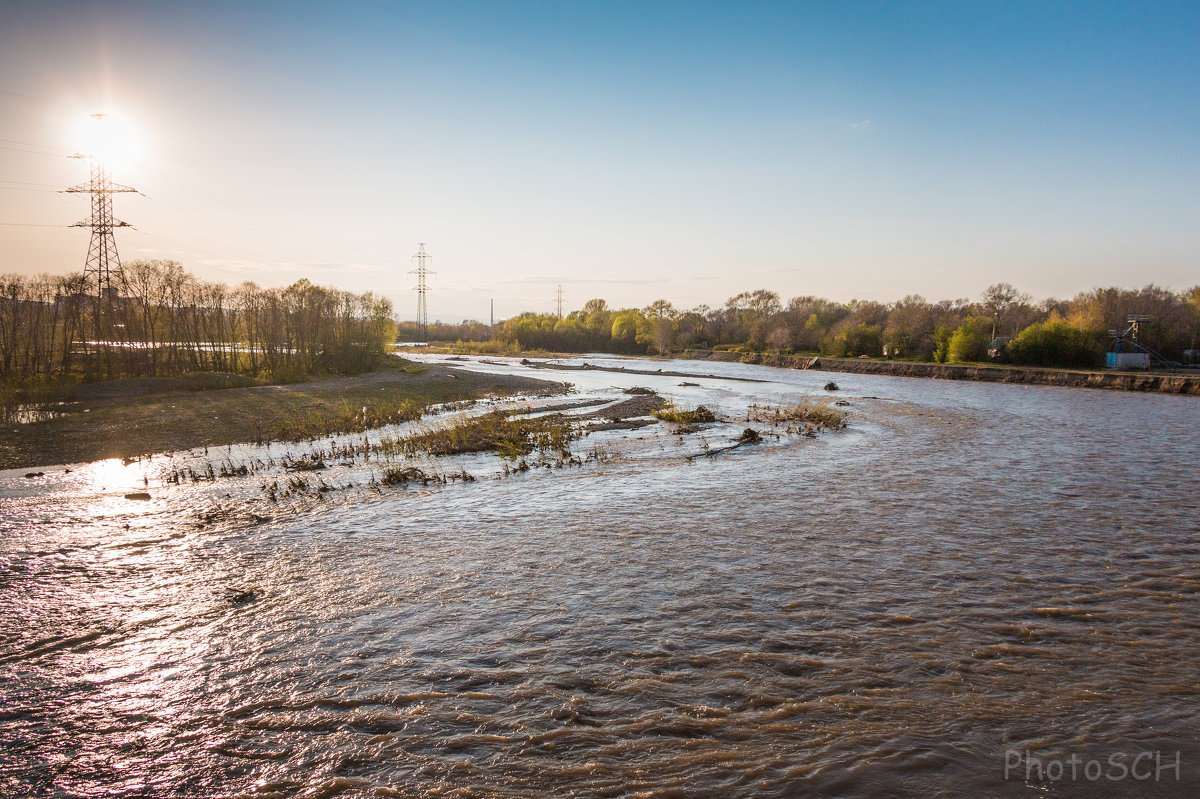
[821,323,882,358]
[1007,318,1101,367]
[269,363,310,384]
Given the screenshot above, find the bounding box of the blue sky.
[2,1,1197,321]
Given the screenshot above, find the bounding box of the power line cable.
[129,229,263,278]
[127,213,358,276]
[3,132,391,265]
[134,194,355,266]
[0,137,67,153]
[140,161,389,263]
[3,126,399,272]
[0,142,68,157]
[130,215,283,262]
[0,178,62,189]
[0,88,71,107]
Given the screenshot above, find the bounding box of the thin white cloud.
[850,120,872,130]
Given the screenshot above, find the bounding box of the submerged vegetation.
[106,374,860,530]
[163,405,581,502]
[384,411,577,459]
[380,466,475,486]
[153,384,849,513]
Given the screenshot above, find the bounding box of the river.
[2,354,1197,797]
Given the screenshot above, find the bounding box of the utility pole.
[66,113,137,368]
[66,114,136,306]
[490,298,494,328]
[554,284,565,319]
[408,243,434,344]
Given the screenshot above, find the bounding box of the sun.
[73,112,142,168]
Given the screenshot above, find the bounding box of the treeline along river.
[2,354,1197,797]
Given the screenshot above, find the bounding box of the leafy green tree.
[946,316,993,363]
[932,324,954,363]
[579,298,612,348]
[611,311,640,351]
[638,300,676,354]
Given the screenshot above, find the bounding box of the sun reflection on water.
[84,457,153,495]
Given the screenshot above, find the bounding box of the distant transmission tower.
[409,243,435,344]
[66,114,136,303]
[554,284,565,318]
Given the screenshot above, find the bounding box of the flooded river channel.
[2,354,1198,797]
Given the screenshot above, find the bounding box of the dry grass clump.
[653,400,717,425]
[747,399,847,430]
[396,411,576,459]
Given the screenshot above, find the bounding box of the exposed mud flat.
[574,393,666,431]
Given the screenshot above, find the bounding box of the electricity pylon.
[555,284,565,318]
[409,243,435,344]
[66,114,136,304]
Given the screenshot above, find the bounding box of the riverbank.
[409,343,1200,395]
[516,359,769,383]
[686,350,1200,395]
[0,359,567,470]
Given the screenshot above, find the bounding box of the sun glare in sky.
[72,112,142,170]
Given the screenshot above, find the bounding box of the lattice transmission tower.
[555,284,565,318]
[409,243,435,344]
[66,114,137,304]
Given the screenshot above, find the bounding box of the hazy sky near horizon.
[2,0,1197,321]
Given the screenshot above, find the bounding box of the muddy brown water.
[2,354,1197,797]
